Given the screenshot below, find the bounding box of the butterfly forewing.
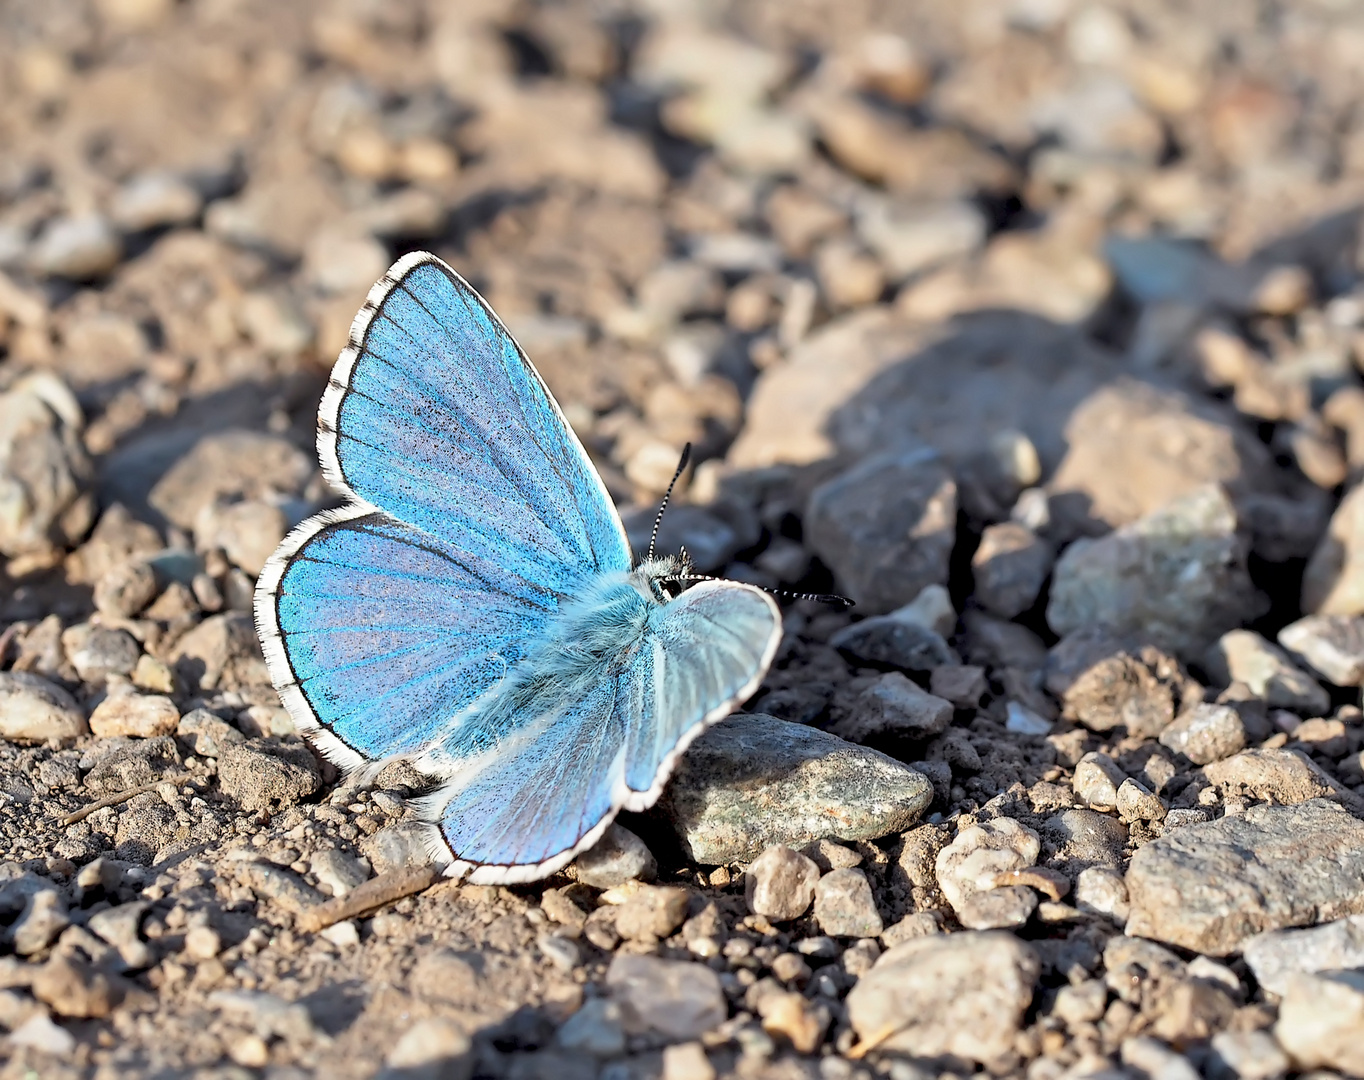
[257,254,629,768]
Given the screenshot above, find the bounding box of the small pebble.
[29,213,122,279]
[880,912,943,947]
[89,692,179,739]
[1054,980,1108,1026]
[310,848,369,897]
[1279,615,1364,686]
[538,934,581,972]
[572,823,657,888]
[1208,1030,1291,1080]
[745,845,820,921]
[662,1040,716,1080]
[1158,704,1247,765]
[770,952,811,984]
[758,989,829,1054]
[1072,751,1126,811]
[12,890,69,956]
[88,901,154,969]
[94,560,158,617]
[1005,700,1052,735]
[935,817,1041,913]
[229,1033,270,1068]
[184,926,221,960]
[382,1018,472,1075]
[541,888,588,932]
[109,172,202,231]
[1116,778,1167,823]
[606,954,727,1040]
[1075,866,1131,922]
[555,997,625,1056]
[614,885,689,942]
[320,921,360,948]
[813,868,883,937]
[32,956,121,1018]
[956,884,1037,929]
[7,1011,77,1057]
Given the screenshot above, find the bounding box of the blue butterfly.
[254,252,782,883]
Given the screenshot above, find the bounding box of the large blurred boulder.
[1046,378,1284,542]
[1047,485,1263,661]
[730,312,1121,474]
[806,446,957,614]
[0,373,95,557]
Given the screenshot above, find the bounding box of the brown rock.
[217,739,322,812]
[1057,644,1192,737]
[89,692,179,739]
[971,522,1053,619]
[1158,704,1247,765]
[614,886,689,943]
[1302,484,1364,616]
[745,845,820,922]
[827,672,954,743]
[31,956,127,1018]
[930,664,986,708]
[805,446,957,614]
[757,989,829,1054]
[147,430,311,533]
[168,613,270,692]
[1203,748,1349,806]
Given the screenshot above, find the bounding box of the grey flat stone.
[1242,914,1364,997]
[605,954,726,1041]
[1125,799,1364,955]
[660,714,933,864]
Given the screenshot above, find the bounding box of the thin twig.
[845,1022,903,1060]
[61,774,195,826]
[296,864,441,933]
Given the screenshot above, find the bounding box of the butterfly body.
[417,560,679,769]
[255,252,780,883]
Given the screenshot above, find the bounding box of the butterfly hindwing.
[425,581,781,883]
[620,580,783,807]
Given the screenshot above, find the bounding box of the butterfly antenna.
[665,573,855,609]
[646,442,692,563]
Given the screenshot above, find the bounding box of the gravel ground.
[5,1,1364,1078]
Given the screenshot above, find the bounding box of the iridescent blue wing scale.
[422,581,781,884]
[255,252,630,772]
